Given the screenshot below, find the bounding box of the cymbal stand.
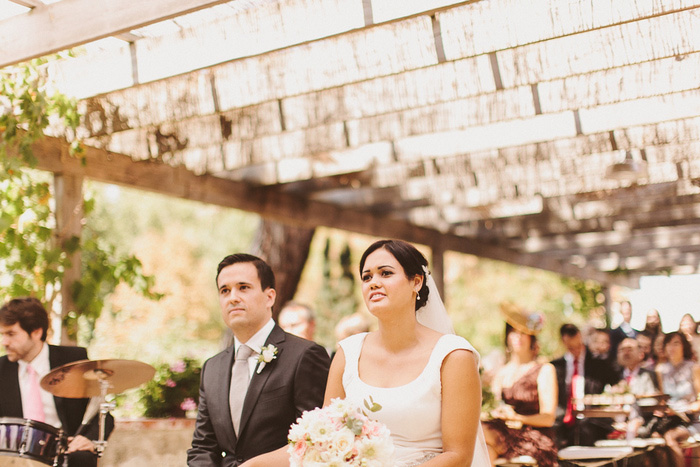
[94,369,115,460]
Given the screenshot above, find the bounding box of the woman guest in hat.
[482,302,558,467]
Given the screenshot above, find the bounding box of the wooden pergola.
[4,0,700,313]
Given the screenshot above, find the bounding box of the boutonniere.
[256,344,278,374]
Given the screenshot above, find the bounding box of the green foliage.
[0,60,159,341]
[561,277,607,327]
[0,169,64,303]
[0,60,83,169]
[446,254,590,359]
[0,61,82,311]
[139,357,202,418]
[313,237,358,348]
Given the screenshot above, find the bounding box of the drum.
[0,418,64,466]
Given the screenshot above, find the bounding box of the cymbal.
[40,359,155,398]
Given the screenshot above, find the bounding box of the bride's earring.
[416,292,421,300]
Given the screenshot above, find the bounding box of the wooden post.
[251,219,315,320]
[431,242,445,304]
[54,173,84,345]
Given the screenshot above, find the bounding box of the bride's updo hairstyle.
[359,239,429,311]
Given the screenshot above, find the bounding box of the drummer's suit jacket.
[0,344,113,440]
[187,324,330,467]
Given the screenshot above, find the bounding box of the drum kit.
[0,359,155,467]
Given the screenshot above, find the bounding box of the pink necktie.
[25,365,46,423]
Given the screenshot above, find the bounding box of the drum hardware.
[39,359,155,464]
[0,417,65,466]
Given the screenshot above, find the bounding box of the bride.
[324,239,490,466]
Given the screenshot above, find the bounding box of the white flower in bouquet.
[288,398,394,466]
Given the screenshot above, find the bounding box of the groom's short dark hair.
[216,253,276,291]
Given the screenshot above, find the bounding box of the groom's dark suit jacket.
[188,324,330,467]
[0,344,112,441]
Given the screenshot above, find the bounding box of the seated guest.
[589,328,613,362]
[334,312,370,343]
[637,331,656,370]
[614,338,659,438]
[643,309,662,341]
[551,323,618,448]
[0,297,114,467]
[278,301,316,341]
[653,331,700,467]
[330,312,371,360]
[653,333,668,366]
[679,313,700,361]
[483,303,557,467]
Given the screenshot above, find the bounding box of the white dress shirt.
[233,319,275,382]
[19,342,61,428]
[620,321,635,337]
[564,349,586,386]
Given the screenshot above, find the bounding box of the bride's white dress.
[340,332,490,466]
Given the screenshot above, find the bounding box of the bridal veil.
[416,267,491,466]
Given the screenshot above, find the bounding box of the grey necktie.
[229,344,254,435]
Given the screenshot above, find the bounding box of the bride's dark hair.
[359,239,429,311]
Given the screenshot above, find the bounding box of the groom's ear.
[265,287,276,310]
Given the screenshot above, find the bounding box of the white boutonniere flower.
[256,344,278,374]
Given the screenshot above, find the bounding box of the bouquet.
[288,398,394,467]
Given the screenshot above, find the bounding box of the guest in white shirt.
[615,338,659,438]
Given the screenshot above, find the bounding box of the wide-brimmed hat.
[499,301,545,335]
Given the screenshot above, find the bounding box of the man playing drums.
[0,297,113,467]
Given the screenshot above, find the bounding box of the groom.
[188,254,330,466]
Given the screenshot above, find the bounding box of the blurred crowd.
[481,301,700,467]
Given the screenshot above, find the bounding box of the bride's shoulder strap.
[338,332,368,364]
[435,334,481,367]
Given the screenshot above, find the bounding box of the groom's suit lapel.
[238,325,286,438]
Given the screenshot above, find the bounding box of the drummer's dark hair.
[0,297,49,341]
[216,253,275,291]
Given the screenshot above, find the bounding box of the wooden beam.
[0,0,233,68]
[464,200,700,243]
[78,33,700,139]
[113,32,142,43]
[556,243,700,266]
[47,0,700,99]
[80,66,700,182]
[9,0,44,8]
[24,135,638,288]
[53,172,83,345]
[591,252,700,274]
[515,224,700,255]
